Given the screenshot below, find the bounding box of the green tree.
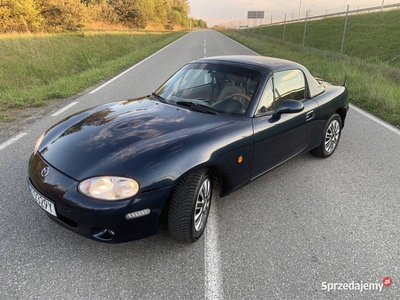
[197,19,207,28]
[0,0,204,32]
[108,0,147,29]
[152,0,170,25]
[81,0,119,25]
[138,0,154,24]
[0,0,43,32]
[39,0,90,31]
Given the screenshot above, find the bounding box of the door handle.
[306,110,315,121]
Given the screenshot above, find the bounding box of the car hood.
[38,97,236,181]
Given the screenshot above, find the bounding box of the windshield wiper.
[151,92,166,103]
[176,101,219,115]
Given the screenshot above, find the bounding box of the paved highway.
[1,29,399,300]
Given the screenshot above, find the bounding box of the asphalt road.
[1,29,399,300]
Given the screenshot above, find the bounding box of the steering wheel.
[230,93,251,101]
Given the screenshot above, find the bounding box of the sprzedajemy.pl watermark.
[321,277,393,292]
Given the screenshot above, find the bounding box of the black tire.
[311,113,342,158]
[168,169,212,243]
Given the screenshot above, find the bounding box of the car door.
[251,70,319,179]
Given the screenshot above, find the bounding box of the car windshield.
[155,62,262,115]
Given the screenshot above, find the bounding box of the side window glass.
[274,70,305,108]
[256,79,274,115]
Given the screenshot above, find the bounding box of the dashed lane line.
[51,102,78,117]
[0,132,28,151]
[205,199,223,300]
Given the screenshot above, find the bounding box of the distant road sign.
[248,11,265,19]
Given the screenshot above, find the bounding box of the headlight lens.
[33,133,44,154]
[78,176,139,201]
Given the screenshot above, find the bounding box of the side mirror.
[273,100,304,118]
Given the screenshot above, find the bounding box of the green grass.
[0,113,12,122]
[221,29,400,128]
[0,31,186,120]
[253,10,400,68]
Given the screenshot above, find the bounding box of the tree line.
[0,0,207,32]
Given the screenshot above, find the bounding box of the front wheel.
[168,169,213,243]
[311,113,342,158]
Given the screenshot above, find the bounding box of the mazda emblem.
[41,167,50,177]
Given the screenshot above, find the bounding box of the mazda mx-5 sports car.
[28,55,349,243]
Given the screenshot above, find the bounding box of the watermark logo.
[321,277,393,293]
[382,277,392,287]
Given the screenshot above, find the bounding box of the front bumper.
[28,153,174,243]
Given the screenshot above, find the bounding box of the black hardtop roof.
[192,55,326,98]
[193,55,306,73]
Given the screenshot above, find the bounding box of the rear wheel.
[168,169,212,243]
[311,113,342,158]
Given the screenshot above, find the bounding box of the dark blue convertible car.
[28,55,349,243]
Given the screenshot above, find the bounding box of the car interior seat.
[214,74,246,103]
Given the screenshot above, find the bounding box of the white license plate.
[29,184,57,217]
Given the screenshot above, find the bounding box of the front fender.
[128,118,254,195]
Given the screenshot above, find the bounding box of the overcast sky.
[188,0,391,27]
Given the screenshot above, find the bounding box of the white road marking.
[205,199,223,300]
[51,102,78,117]
[89,35,187,94]
[0,132,27,151]
[350,104,400,136]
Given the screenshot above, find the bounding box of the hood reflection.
[39,98,236,180]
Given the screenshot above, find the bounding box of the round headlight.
[33,133,44,154]
[78,176,139,201]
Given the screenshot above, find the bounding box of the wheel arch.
[336,107,347,128]
[159,164,229,210]
[158,163,228,224]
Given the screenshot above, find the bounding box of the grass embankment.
[252,10,400,67]
[0,31,186,121]
[222,11,400,128]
